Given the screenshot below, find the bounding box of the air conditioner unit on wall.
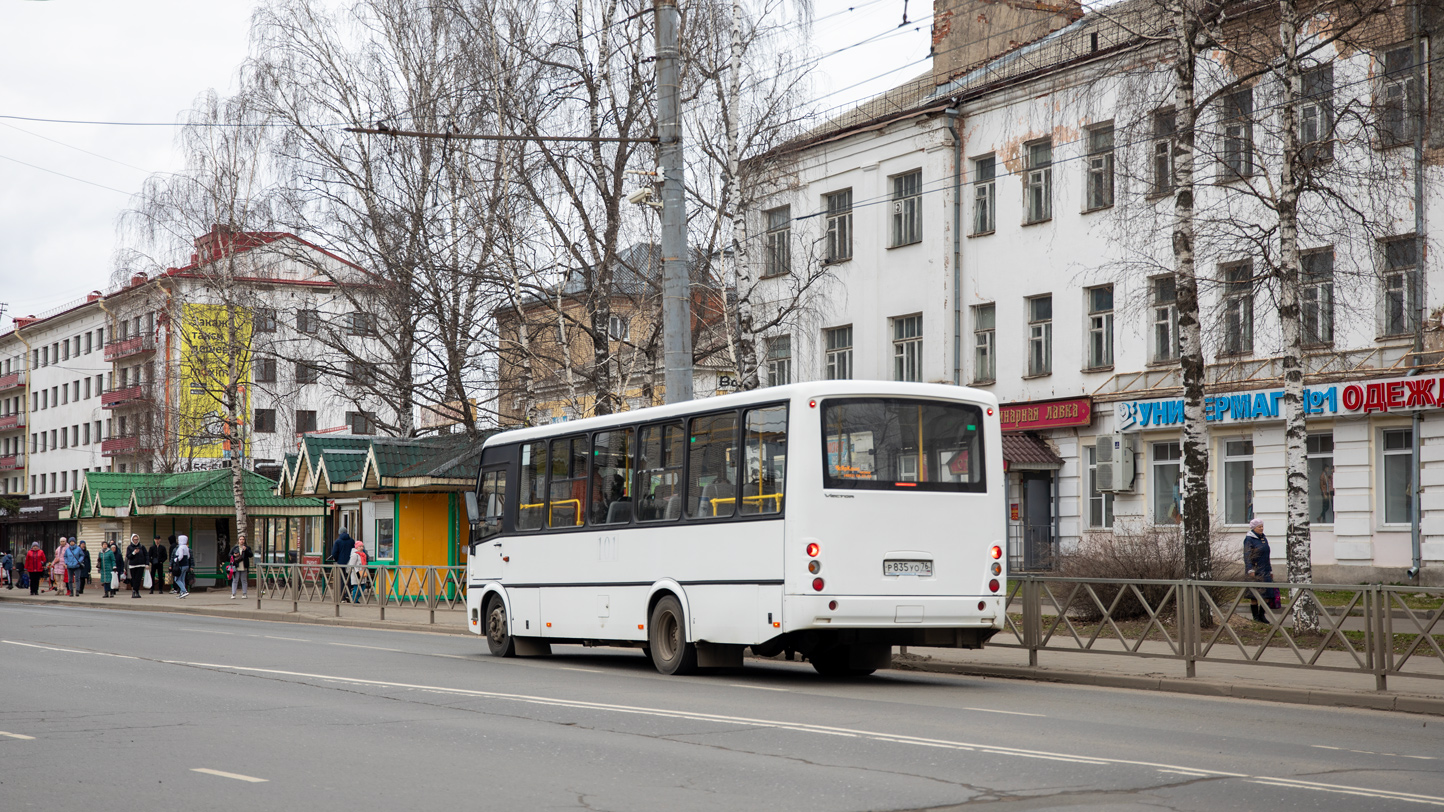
[1096,433,1135,493]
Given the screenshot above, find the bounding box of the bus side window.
[741,405,787,515]
[478,469,506,540]
[517,441,547,531]
[549,436,588,528]
[592,428,634,525]
[636,423,683,522]
[687,411,739,519]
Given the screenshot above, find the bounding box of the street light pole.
[656,0,693,404]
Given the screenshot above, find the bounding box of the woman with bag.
[124,535,149,599]
[99,542,118,598]
[228,534,253,599]
[348,542,369,603]
[1243,518,1278,623]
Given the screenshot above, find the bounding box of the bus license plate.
[883,559,933,576]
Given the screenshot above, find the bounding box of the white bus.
[465,381,1006,676]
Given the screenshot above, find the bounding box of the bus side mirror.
[464,491,480,523]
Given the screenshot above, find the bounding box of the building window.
[1302,249,1335,346]
[607,314,630,341]
[346,361,372,387]
[1085,124,1114,211]
[1378,45,1420,147]
[763,205,791,277]
[1223,438,1254,525]
[254,409,276,434]
[1087,285,1114,369]
[972,156,995,234]
[890,170,922,247]
[1148,278,1179,363]
[825,189,852,263]
[1382,237,1418,337]
[296,362,319,385]
[1307,433,1334,524]
[766,335,791,387]
[892,314,923,382]
[973,304,995,384]
[1152,441,1183,524]
[1382,428,1413,524]
[824,326,852,380]
[1086,445,1115,528]
[1300,64,1334,163]
[347,312,370,336]
[84,332,93,354]
[1024,140,1052,224]
[295,410,318,434]
[254,308,277,333]
[254,357,277,384]
[346,411,375,434]
[1222,262,1254,355]
[1220,88,1254,180]
[296,309,321,335]
[1152,109,1176,195]
[1026,295,1052,376]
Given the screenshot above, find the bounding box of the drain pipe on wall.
[945,104,963,386]
[1408,3,1426,582]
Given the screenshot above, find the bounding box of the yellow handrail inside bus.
[519,499,584,526]
[709,493,785,516]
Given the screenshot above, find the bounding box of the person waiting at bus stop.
[329,529,355,602]
[1243,518,1277,623]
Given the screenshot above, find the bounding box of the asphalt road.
[2,603,1441,811]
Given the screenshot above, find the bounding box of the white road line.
[1311,743,1438,761]
[729,683,788,691]
[263,636,309,642]
[191,768,268,783]
[180,628,237,635]
[327,642,405,653]
[559,667,604,673]
[0,731,36,740]
[962,707,1044,717]
[2,640,137,659]
[1250,779,1444,806]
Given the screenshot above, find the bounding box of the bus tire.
[484,594,516,658]
[810,647,875,678]
[648,595,697,675]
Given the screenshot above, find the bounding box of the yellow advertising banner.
[179,302,252,460]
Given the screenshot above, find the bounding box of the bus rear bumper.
[783,594,1005,634]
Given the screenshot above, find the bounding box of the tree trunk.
[1171,0,1212,584]
[724,0,762,392]
[1277,0,1318,632]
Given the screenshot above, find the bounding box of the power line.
[0,152,133,195]
[343,126,657,144]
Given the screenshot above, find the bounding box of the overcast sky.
[0,0,930,329]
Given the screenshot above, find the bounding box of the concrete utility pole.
[656,0,693,404]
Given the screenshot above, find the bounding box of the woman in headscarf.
[172,535,192,598]
[24,542,47,595]
[1243,518,1277,623]
[50,540,67,593]
[99,541,117,598]
[348,540,369,603]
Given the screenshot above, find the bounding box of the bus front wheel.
[485,595,516,657]
[648,595,697,675]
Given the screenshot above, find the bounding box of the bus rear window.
[822,398,985,492]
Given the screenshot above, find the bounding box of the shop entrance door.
[1021,472,1055,571]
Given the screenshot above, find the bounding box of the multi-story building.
[1,225,386,552]
[748,0,1444,581]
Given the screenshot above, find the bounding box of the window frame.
[765,334,792,387]
[1084,123,1115,211]
[1307,432,1335,525]
[1151,441,1183,525]
[1380,236,1419,338]
[1301,248,1335,347]
[1222,437,1255,526]
[890,170,923,247]
[1377,44,1422,148]
[1023,139,1052,224]
[1221,261,1254,356]
[1151,109,1176,197]
[1219,87,1255,181]
[1380,427,1414,526]
[972,304,996,384]
[1300,64,1335,164]
[892,314,923,382]
[1151,276,1181,363]
[972,156,996,235]
[1026,295,1052,377]
[824,189,853,263]
[1085,444,1115,528]
[824,325,853,381]
[763,205,792,278]
[1085,285,1114,370]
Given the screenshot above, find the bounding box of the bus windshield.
[822,398,986,492]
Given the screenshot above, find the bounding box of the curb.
[892,658,1444,717]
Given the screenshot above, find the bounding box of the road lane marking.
[180,628,237,635]
[1249,779,1444,806]
[1311,744,1436,760]
[191,768,268,783]
[263,636,309,642]
[2,640,138,659]
[327,642,406,653]
[729,683,788,691]
[0,731,36,740]
[962,707,1044,717]
[559,667,604,673]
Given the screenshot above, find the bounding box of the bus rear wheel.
[485,595,515,657]
[648,595,697,675]
[810,647,876,678]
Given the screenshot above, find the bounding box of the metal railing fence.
[256,563,466,625]
[1000,576,1444,690]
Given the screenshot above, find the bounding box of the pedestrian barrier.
[256,563,466,624]
[998,576,1444,690]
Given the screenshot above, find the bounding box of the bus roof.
[484,381,999,449]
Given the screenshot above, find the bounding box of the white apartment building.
[750,0,1443,582]
[1,226,387,551]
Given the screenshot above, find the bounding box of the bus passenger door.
[471,467,506,582]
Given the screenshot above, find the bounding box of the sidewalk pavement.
[4,585,1442,716]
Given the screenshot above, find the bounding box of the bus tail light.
[828,600,837,611]
[812,578,825,592]
[808,560,821,574]
[988,579,1000,593]
[989,545,1002,560]
[806,542,820,557]
[991,562,1002,576]
[978,601,987,611]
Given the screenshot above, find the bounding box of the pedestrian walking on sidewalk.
[1243,518,1277,623]
[349,542,369,603]
[63,538,85,596]
[173,536,192,598]
[148,536,166,594]
[99,542,118,598]
[79,541,92,592]
[229,535,252,598]
[1,550,12,589]
[24,542,46,595]
[125,535,149,599]
[329,529,355,602]
[50,541,66,593]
